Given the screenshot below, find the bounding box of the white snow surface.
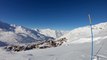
[0,22,107,60]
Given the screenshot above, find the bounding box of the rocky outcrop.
[4,37,67,52]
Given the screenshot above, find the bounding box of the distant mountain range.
[0,21,54,45]
[0,21,107,47]
[35,28,68,38]
[0,21,68,46]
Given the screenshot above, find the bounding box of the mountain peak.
[0,21,54,45]
[35,28,67,38]
[0,21,14,31]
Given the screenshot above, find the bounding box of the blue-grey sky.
[0,0,107,30]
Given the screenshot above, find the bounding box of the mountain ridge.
[0,21,54,45]
[35,28,68,38]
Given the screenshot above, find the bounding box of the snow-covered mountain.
[35,28,68,38]
[0,21,53,45]
[59,22,107,44]
[0,22,107,60]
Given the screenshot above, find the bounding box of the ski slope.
[0,36,107,60]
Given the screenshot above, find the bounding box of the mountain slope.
[0,21,53,45]
[35,29,68,38]
[59,22,107,44]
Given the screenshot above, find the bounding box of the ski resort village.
[0,0,107,60]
